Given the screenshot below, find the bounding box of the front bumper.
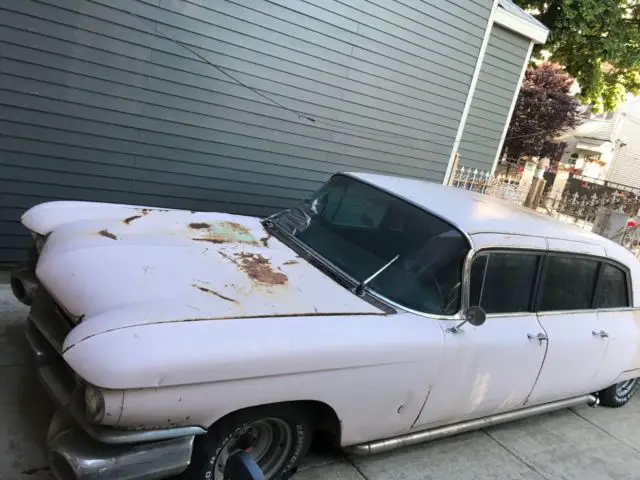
[47,405,194,480]
[21,274,202,480]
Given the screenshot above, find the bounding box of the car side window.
[469,252,540,314]
[539,256,599,311]
[594,263,629,308]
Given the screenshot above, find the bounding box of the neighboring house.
[605,99,640,188]
[0,0,548,264]
[552,96,640,188]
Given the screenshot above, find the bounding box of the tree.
[503,62,585,160]
[513,0,640,112]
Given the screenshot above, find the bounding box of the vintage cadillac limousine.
[10,172,640,480]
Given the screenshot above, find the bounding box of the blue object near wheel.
[224,450,265,480]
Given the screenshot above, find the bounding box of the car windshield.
[271,175,470,315]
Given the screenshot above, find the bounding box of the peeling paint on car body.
[190,221,256,245]
[25,200,383,327]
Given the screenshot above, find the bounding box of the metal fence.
[449,164,640,259]
[450,166,530,205]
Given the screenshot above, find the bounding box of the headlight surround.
[85,384,106,424]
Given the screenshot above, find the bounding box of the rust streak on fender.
[192,284,237,303]
[123,215,142,224]
[98,229,118,240]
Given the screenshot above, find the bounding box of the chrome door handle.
[527,332,548,344]
[592,330,609,338]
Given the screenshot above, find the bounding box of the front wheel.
[598,378,639,408]
[181,404,314,480]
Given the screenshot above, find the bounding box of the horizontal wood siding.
[457,25,530,170]
[607,104,640,188]
[0,0,492,263]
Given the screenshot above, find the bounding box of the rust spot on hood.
[189,222,210,229]
[123,215,142,224]
[192,284,237,303]
[98,229,118,240]
[283,260,298,266]
[235,252,288,286]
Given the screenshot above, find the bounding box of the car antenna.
[355,254,400,297]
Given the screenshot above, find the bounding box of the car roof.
[346,171,618,247]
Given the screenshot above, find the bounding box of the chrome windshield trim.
[367,290,464,321]
[263,174,477,319]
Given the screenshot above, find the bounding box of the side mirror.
[446,306,487,333]
[224,451,265,480]
[465,305,487,327]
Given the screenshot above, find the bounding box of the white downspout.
[442,0,500,185]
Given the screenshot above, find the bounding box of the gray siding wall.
[457,25,530,170]
[0,0,492,263]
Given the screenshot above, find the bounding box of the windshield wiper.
[354,254,400,297]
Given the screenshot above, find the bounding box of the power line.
[88,0,565,149]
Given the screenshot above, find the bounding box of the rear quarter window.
[539,256,599,311]
[594,263,629,308]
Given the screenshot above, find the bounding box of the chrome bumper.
[47,406,195,480]
[24,285,201,480]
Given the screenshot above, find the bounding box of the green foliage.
[513,0,640,112]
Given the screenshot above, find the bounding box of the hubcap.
[214,418,294,480]
[616,378,638,398]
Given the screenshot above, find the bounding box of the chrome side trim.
[345,394,597,455]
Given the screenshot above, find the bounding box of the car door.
[525,251,609,405]
[414,248,547,429]
[591,262,640,390]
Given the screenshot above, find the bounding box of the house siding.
[457,24,530,170]
[0,0,495,263]
[607,103,640,188]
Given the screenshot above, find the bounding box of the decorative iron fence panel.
[449,164,640,259]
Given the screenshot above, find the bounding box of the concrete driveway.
[3,283,640,480]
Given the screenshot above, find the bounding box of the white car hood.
[24,201,383,327]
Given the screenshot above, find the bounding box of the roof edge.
[495,0,549,44]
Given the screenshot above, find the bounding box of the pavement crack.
[343,455,370,480]
[482,429,551,480]
[568,407,640,455]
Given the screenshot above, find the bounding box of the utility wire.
[90,0,565,149]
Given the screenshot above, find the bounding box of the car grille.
[26,287,79,406]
